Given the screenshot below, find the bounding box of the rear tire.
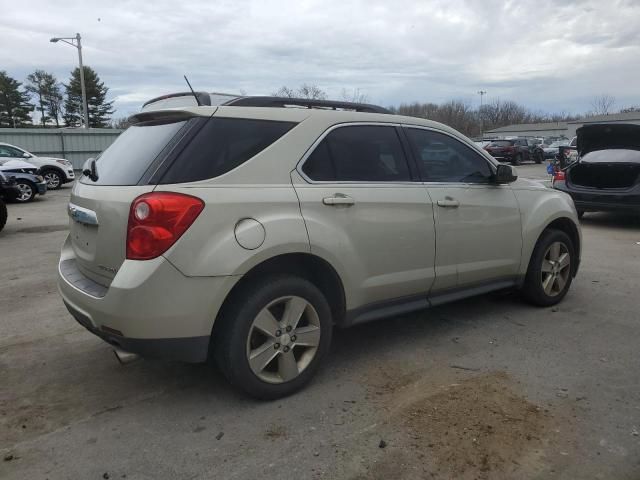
[522,229,575,307]
[14,181,36,203]
[535,151,543,164]
[214,275,333,400]
[512,154,522,166]
[0,199,7,232]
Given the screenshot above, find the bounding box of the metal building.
[0,128,123,169]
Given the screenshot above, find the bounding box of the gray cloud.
[1,0,638,118]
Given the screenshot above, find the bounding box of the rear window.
[489,140,514,147]
[159,117,295,184]
[87,120,189,186]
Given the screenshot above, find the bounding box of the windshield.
[489,140,514,147]
[549,141,569,148]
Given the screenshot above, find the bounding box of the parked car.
[484,138,534,164]
[553,124,640,218]
[537,139,570,161]
[0,142,75,189]
[58,96,581,399]
[0,160,47,202]
[0,171,21,232]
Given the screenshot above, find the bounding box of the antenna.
[183,75,201,106]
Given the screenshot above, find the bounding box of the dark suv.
[485,138,531,165]
[0,171,20,232]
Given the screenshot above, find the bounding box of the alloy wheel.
[44,172,61,189]
[246,295,321,384]
[541,241,571,296]
[16,183,34,202]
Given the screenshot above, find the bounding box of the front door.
[404,127,522,290]
[292,124,436,310]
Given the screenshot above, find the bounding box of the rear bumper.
[554,183,640,212]
[57,235,239,363]
[64,300,210,362]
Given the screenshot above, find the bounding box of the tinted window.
[160,117,295,184]
[302,126,411,182]
[406,128,493,183]
[0,145,23,157]
[86,120,189,185]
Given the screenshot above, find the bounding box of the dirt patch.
[397,372,548,479]
[353,370,554,479]
[264,424,288,440]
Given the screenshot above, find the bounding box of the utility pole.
[50,33,90,129]
[478,90,486,139]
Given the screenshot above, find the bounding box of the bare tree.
[341,88,369,104]
[272,84,327,100]
[590,94,616,116]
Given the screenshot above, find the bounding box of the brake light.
[552,170,566,186]
[126,192,204,260]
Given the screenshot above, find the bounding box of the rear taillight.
[552,170,566,186]
[126,192,204,260]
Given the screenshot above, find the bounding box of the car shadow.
[580,211,640,230]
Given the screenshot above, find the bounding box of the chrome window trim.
[295,121,501,187]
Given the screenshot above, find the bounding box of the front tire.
[214,275,333,399]
[42,169,63,190]
[522,229,575,306]
[14,181,36,203]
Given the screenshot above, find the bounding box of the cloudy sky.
[2,0,639,119]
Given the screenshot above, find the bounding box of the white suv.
[58,97,581,399]
[0,142,75,189]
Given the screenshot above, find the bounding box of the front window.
[406,128,493,183]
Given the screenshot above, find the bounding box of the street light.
[477,90,487,140]
[50,33,89,129]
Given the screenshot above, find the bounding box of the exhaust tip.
[113,348,140,365]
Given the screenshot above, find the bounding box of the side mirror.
[22,152,32,158]
[494,164,518,184]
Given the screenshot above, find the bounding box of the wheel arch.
[212,252,347,340]
[526,216,581,278]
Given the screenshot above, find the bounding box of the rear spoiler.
[127,109,209,126]
[142,92,212,109]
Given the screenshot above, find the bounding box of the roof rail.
[223,96,390,114]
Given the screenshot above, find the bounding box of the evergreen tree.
[26,70,53,126]
[0,71,33,127]
[64,66,114,127]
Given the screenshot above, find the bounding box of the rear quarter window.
[159,117,296,184]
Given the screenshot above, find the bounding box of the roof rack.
[223,96,390,114]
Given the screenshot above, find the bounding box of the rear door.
[292,124,436,309]
[404,127,522,290]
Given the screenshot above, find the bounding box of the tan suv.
[58,96,581,399]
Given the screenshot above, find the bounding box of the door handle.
[322,194,355,206]
[437,197,460,208]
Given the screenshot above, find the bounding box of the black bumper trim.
[64,301,210,363]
